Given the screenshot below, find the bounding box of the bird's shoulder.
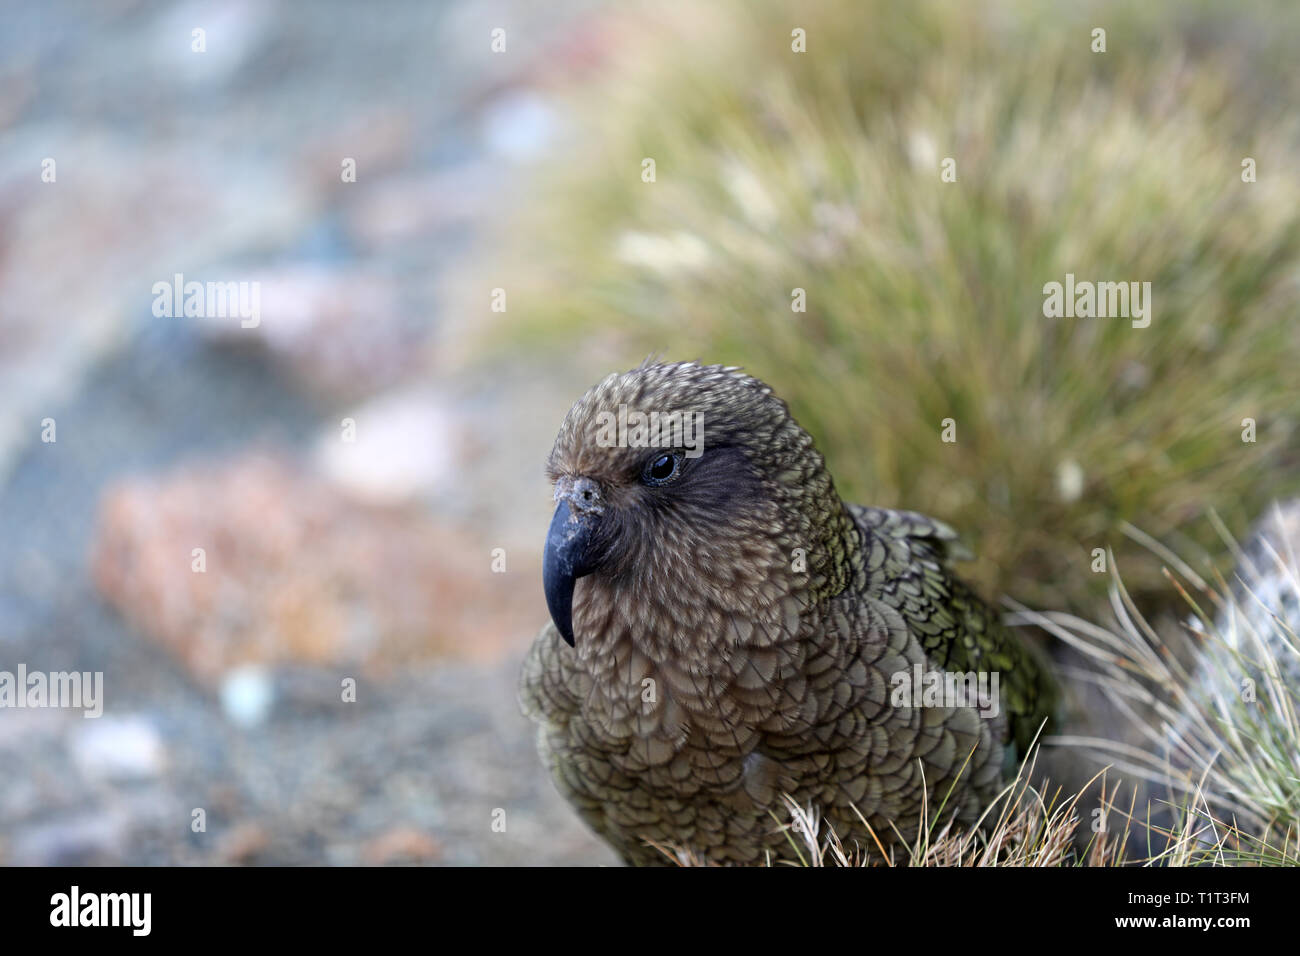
[847,504,972,565]
[845,503,1057,756]
[845,505,975,633]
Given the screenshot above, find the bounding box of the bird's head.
[542,360,857,654]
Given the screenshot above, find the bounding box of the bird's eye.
[642,452,682,486]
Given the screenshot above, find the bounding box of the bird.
[519,360,1056,865]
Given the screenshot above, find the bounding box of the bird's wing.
[848,504,1058,759]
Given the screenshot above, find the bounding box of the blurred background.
[0,0,1296,865]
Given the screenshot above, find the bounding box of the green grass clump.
[474,0,1300,614]
[1022,508,1300,865]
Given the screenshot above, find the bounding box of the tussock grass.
[471,0,1300,615]
[1025,507,1300,866]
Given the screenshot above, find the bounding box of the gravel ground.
[0,313,614,867]
[0,0,617,866]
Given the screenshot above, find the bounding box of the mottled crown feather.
[546,360,802,483]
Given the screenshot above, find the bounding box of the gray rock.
[70,716,167,782]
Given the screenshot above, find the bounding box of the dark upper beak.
[542,477,604,647]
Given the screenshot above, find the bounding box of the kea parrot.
[520,361,1056,865]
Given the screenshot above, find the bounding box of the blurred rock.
[195,266,431,401]
[217,821,271,864]
[342,166,497,250]
[70,715,167,782]
[219,666,276,728]
[298,109,414,194]
[13,546,58,600]
[10,812,129,866]
[440,0,617,94]
[0,132,311,483]
[480,89,557,161]
[361,825,442,865]
[314,388,460,505]
[150,0,274,89]
[90,453,539,684]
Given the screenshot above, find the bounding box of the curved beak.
[542,490,603,647]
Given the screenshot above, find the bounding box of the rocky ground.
[0,0,617,865]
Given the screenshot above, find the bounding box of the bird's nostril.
[564,477,603,514]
